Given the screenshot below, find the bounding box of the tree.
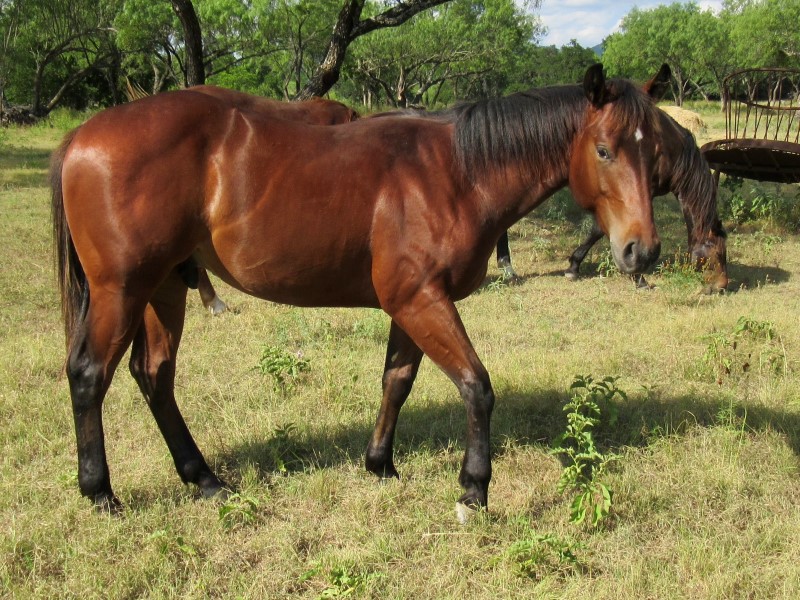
[346,0,541,108]
[170,0,205,86]
[527,40,597,88]
[297,0,455,100]
[726,0,800,69]
[603,3,711,105]
[3,0,120,115]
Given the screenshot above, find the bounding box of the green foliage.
[264,422,300,473]
[504,531,583,579]
[300,563,383,599]
[596,249,618,278]
[483,275,509,294]
[718,177,800,230]
[656,251,704,289]
[702,316,787,384]
[726,0,800,69]
[347,0,543,108]
[256,344,311,392]
[552,375,623,527]
[147,528,199,558]
[218,492,260,531]
[526,41,598,88]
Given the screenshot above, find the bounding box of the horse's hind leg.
[129,273,228,498]
[365,321,423,479]
[197,268,227,316]
[495,231,519,282]
[67,289,148,512]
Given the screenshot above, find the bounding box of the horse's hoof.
[208,296,227,316]
[197,472,232,500]
[94,493,123,515]
[564,271,579,281]
[366,462,400,480]
[500,266,520,283]
[455,501,478,525]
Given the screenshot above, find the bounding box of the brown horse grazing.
[188,86,359,314]
[496,108,728,292]
[52,64,668,518]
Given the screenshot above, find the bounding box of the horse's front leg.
[384,287,495,522]
[566,223,604,280]
[365,321,423,479]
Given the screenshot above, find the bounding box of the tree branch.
[296,0,452,100]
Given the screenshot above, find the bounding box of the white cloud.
[531,0,726,47]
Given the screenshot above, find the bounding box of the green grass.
[2,109,800,598]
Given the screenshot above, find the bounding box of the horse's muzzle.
[614,238,661,274]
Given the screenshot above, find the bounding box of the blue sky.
[528,0,724,48]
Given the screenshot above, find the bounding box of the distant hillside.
[592,43,604,57]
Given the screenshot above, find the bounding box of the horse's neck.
[473,164,569,232]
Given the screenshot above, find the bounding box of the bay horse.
[52,64,668,518]
[187,86,359,314]
[496,109,728,292]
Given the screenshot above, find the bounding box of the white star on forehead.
[635,128,644,142]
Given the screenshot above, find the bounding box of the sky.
[529,0,724,48]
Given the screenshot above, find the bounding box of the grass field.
[2,105,800,599]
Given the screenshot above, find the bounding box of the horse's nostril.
[623,240,637,262]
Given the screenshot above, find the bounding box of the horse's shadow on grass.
[726,262,791,290]
[210,383,800,488]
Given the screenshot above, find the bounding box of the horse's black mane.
[443,78,661,185]
[661,112,726,240]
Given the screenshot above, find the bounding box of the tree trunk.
[296,0,364,100]
[296,0,452,100]
[170,0,205,87]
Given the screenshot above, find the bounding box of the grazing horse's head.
[569,64,671,274]
[654,111,729,293]
[691,225,728,292]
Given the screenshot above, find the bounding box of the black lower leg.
[68,341,120,512]
[365,323,422,479]
[457,378,495,510]
[130,321,228,499]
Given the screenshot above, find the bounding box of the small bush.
[702,316,786,384]
[552,375,623,527]
[256,345,311,392]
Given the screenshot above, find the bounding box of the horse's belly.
[197,244,380,308]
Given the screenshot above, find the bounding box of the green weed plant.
[256,344,311,392]
[504,531,583,580]
[702,316,786,384]
[552,375,623,528]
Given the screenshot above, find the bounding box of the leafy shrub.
[718,177,800,230]
[218,492,260,531]
[552,375,623,527]
[702,316,786,384]
[256,345,311,392]
[504,531,583,579]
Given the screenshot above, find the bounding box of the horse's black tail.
[51,128,88,350]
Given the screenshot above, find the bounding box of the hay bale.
[659,105,707,136]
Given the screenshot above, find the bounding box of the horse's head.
[569,64,671,274]
[691,225,729,293]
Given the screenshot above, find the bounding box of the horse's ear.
[583,63,608,107]
[644,63,672,100]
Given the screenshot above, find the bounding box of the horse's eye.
[596,146,612,160]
